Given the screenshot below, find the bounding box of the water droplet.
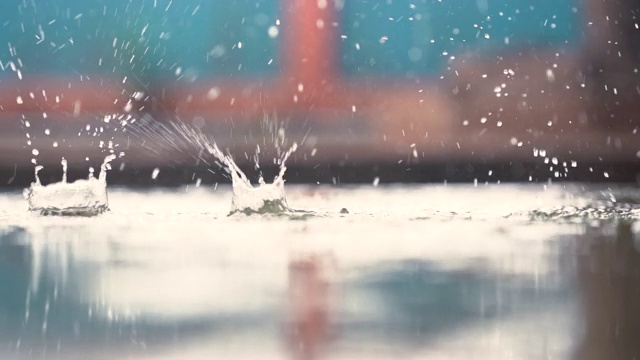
[267,26,279,38]
[151,168,160,180]
[546,69,555,82]
[99,155,116,183]
[207,87,221,100]
[34,165,44,186]
[61,158,67,183]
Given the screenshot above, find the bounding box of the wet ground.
[0,184,639,359]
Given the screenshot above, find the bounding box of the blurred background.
[2,3,640,359]
[0,0,639,185]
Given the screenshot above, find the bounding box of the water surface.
[0,184,638,359]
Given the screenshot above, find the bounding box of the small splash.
[24,155,116,216]
[226,142,299,215]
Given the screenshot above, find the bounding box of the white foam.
[230,169,290,214]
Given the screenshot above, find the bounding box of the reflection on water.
[575,221,640,360]
[287,255,333,360]
[0,226,290,359]
[0,190,639,359]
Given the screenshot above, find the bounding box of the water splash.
[24,155,116,216]
[159,121,300,215]
[122,114,307,215]
[228,143,298,215]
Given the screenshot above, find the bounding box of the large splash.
[24,155,116,216]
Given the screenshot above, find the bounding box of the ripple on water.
[528,202,640,222]
[407,202,640,223]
